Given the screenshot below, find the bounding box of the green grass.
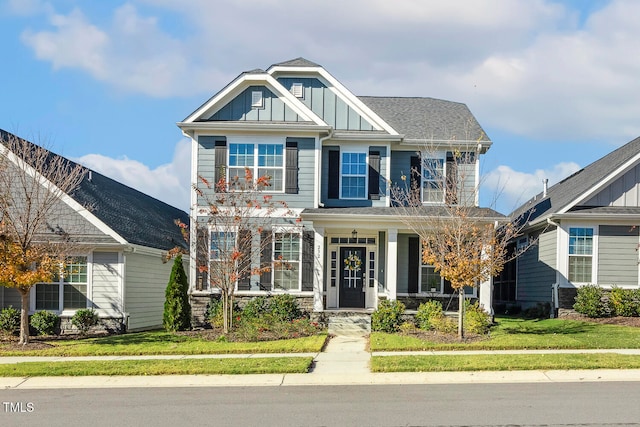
[370,317,640,351]
[372,354,640,372]
[0,357,313,376]
[0,331,328,356]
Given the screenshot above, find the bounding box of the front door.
[339,247,365,308]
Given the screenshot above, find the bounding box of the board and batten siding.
[584,163,640,207]
[396,234,410,293]
[516,227,557,305]
[598,225,639,286]
[91,252,122,315]
[208,86,304,122]
[277,77,374,131]
[124,252,174,331]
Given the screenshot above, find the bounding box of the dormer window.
[251,91,264,108]
[291,83,303,98]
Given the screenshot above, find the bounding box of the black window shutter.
[301,231,314,292]
[328,150,340,199]
[368,150,380,200]
[410,155,421,192]
[196,227,208,290]
[237,229,252,291]
[408,237,419,293]
[260,231,272,291]
[285,141,298,194]
[214,140,227,191]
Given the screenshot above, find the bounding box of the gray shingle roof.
[272,58,321,68]
[358,96,491,143]
[0,130,189,251]
[512,136,640,224]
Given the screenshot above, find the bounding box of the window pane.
[258,168,283,190]
[210,231,236,260]
[273,232,300,290]
[229,144,254,167]
[35,283,59,311]
[273,264,299,290]
[258,144,283,167]
[341,152,366,199]
[65,257,87,283]
[569,228,593,255]
[64,284,87,309]
[422,158,444,203]
[420,266,441,293]
[569,256,592,282]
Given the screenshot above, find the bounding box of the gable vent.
[251,90,264,108]
[291,83,304,98]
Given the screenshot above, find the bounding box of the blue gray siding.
[598,225,639,286]
[209,86,304,122]
[396,234,410,293]
[584,163,640,207]
[277,78,374,131]
[516,228,557,306]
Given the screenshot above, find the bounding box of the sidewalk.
[2,335,640,389]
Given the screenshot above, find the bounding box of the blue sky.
[0,0,636,214]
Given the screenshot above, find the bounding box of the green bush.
[269,294,301,322]
[415,300,444,330]
[30,310,60,335]
[0,306,20,334]
[163,254,191,332]
[574,284,609,318]
[71,309,99,334]
[431,316,457,334]
[206,298,240,329]
[608,286,637,317]
[241,296,270,320]
[371,299,405,333]
[464,301,491,335]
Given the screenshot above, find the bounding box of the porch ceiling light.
[351,229,358,239]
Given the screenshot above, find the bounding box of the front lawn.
[370,317,640,351]
[0,331,327,356]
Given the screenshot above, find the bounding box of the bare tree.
[188,168,300,333]
[0,132,85,344]
[391,145,520,339]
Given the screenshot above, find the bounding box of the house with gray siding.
[178,58,502,319]
[0,130,189,332]
[506,136,640,314]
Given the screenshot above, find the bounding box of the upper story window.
[341,152,367,199]
[422,158,445,203]
[228,143,284,191]
[35,256,89,312]
[568,227,594,283]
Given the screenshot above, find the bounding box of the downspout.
[547,217,561,318]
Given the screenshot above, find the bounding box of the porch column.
[313,227,325,312]
[387,228,398,300]
[479,276,493,316]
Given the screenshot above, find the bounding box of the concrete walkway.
[3,334,640,389]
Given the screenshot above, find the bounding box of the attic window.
[291,83,303,98]
[251,91,264,108]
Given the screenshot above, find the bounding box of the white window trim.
[561,224,598,286]
[30,253,93,314]
[339,149,369,200]
[227,136,286,193]
[271,225,302,292]
[421,153,446,204]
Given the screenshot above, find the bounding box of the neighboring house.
[505,136,640,315]
[178,58,502,321]
[0,130,189,332]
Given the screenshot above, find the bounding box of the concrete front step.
[328,315,371,336]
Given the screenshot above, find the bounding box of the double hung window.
[568,227,593,282]
[35,256,88,311]
[422,158,445,203]
[272,230,301,291]
[341,152,367,199]
[228,143,284,191]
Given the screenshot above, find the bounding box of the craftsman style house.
[0,130,189,332]
[505,136,640,315]
[178,58,502,320]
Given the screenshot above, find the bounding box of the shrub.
[269,294,301,322]
[608,286,637,317]
[431,316,457,334]
[71,309,99,334]
[163,254,191,332]
[0,306,20,334]
[415,300,444,330]
[464,301,491,335]
[30,310,59,335]
[574,284,609,318]
[399,321,416,334]
[371,299,405,333]
[242,296,270,320]
[206,298,240,329]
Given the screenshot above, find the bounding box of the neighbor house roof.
[0,129,189,251]
[358,96,491,144]
[512,136,640,226]
[271,57,321,68]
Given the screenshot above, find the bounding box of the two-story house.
[178,58,501,322]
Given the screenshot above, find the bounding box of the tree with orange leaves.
[0,132,85,344]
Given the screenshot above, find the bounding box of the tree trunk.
[458,289,465,340]
[222,293,229,333]
[18,288,30,345]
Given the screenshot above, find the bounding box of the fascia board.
[181,74,326,126]
[268,66,399,136]
[558,151,640,215]
[330,132,403,142]
[177,121,332,134]
[0,146,129,246]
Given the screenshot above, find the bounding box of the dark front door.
[339,247,365,308]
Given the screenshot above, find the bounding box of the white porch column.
[479,276,493,316]
[387,228,398,301]
[313,227,325,312]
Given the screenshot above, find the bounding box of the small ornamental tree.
[163,254,191,331]
[187,168,299,333]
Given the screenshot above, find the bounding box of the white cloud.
[482,162,581,214]
[75,139,191,211]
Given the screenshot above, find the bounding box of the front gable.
[582,161,640,207]
[208,85,305,122]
